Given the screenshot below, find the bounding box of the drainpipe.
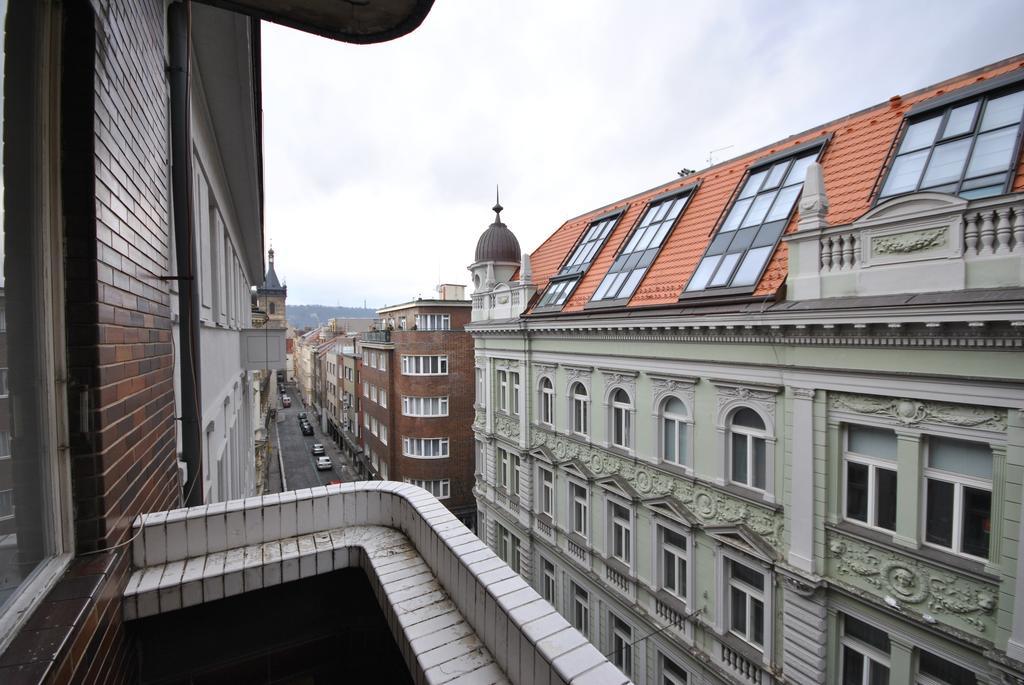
[168,2,204,506]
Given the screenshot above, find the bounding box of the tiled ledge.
[124,482,630,685]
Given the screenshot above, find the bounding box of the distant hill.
[287,305,377,330]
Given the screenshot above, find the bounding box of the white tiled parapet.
[124,482,630,685]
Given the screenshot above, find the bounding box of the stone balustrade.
[123,481,630,685]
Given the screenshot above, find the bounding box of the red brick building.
[360,293,477,527]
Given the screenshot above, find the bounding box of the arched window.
[661,396,688,466]
[540,377,554,426]
[730,408,767,490]
[571,383,589,436]
[611,388,632,449]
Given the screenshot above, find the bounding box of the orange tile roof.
[527,56,1024,314]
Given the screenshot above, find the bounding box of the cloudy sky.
[261,0,1024,307]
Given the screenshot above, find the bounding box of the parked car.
[297,412,307,422]
[301,423,314,436]
[311,443,326,456]
[281,396,291,408]
[316,455,332,471]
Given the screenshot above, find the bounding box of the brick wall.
[3,1,180,682]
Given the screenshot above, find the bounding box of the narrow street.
[272,382,359,490]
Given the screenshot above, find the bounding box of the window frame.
[539,376,554,426]
[510,371,521,416]
[495,522,521,574]
[609,612,633,678]
[570,581,590,637]
[400,354,448,376]
[728,407,769,493]
[875,78,1024,203]
[659,395,692,468]
[541,557,557,604]
[726,558,767,651]
[840,614,891,685]
[608,499,633,567]
[533,210,624,312]
[842,424,898,534]
[570,480,589,539]
[658,651,690,685]
[681,138,827,299]
[498,370,508,412]
[537,465,554,518]
[657,523,690,603]
[609,387,633,451]
[571,382,589,437]
[921,436,993,562]
[401,436,450,459]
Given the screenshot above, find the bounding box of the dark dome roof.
[474,202,521,263]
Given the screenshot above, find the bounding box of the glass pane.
[677,423,688,464]
[731,562,764,590]
[929,436,992,478]
[731,245,774,286]
[728,226,757,253]
[663,549,676,591]
[740,191,777,228]
[751,598,764,646]
[880,149,928,196]
[730,587,747,633]
[848,425,897,460]
[648,223,672,250]
[920,138,971,188]
[765,184,801,222]
[721,198,753,232]
[685,255,721,291]
[962,486,991,558]
[844,615,890,652]
[733,407,765,430]
[966,126,1018,178]
[706,231,734,255]
[738,170,767,198]
[618,268,646,299]
[846,462,869,522]
[663,421,676,462]
[842,647,864,685]
[942,101,978,138]
[592,274,616,301]
[925,478,955,548]
[709,253,741,287]
[763,161,789,189]
[919,650,978,685]
[784,153,818,187]
[899,115,942,152]
[875,468,897,531]
[981,89,1024,131]
[731,433,748,484]
[664,396,686,416]
[751,220,786,248]
[868,661,890,685]
[959,184,1005,200]
[752,438,766,490]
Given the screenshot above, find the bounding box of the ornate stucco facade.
[470,58,1024,684]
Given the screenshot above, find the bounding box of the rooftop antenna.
[707,145,734,167]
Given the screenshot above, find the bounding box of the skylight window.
[878,86,1024,200]
[683,145,822,295]
[535,212,620,309]
[591,187,695,303]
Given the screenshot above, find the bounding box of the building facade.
[471,59,1024,684]
[359,295,478,526]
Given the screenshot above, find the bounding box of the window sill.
[567,531,590,549]
[606,444,633,459]
[829,521,996,583]
[715,481,782,512]
[535,512,554,528]
[654,461,692,480]
[602,555,632,579]
[654,588,689,617]
[717,629,766,666]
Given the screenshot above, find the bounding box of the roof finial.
[493,185,503,223]
[268,240,274,262]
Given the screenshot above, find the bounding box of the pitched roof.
[527,55,1024,315]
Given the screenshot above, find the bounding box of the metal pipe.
[168,2,204,506]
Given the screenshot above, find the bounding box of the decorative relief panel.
[600,368,638,397]
[565,366,592,383]
[650,376,696,411]
[830,393,1006,431]
[495,415,520,440]
[713,382,779,427]
[495,359,521,370]
[826,530,997,637]
[530,428,784,548]
[533,363,557,376]
[473,408,486,431]
[871,228,947,255]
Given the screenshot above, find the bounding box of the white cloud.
[261,0,1024,306]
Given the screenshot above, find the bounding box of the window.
[401,355,448,375]
[610,388,632,450]
[379,354,386,372]
[369,385,377,402]
[496,447,509,489]
[609,501,632,565]
[398,316,407,330]
[571,482,589,538]
[370,416,378,436]
[844,425,898,532]
[0,490,13,520]
[402,396,449,417]
[511,452,521,497]
[918,650,977,685]
[498,370,508,412]
[923,436,992,560]
[476,368,484,406]
[728,560,765,649]
[369,351,377,369]
[536,213,620,308]
[571,583,590,637]
[363,412,370,429]
[363,381,369,397]
[415,313,450,330]
[661,396,689,466]
[685,146,821,294]
[0,368,7,397]
[571,383,589,436]
[659,526,688,600]
[405,478,450,500]
[592,189,694,302]
[538,466,554,517]
[610,614,633,677]
[659,654,689,685]
[841,615,890,685]
[379,390,387,409]
[729,408,768,491]
[495,523,521,573]
[0,432,9,459]
[510,372,521,416]
[541,558,556,604]
[540,377,554,425]
[880,87,1024,200]
[402,437,450,459]
[379,425,388,445]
